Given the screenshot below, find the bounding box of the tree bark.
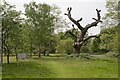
[38,47,41,58]
[43,52,45,56]
[64,7,102,56]
[30,43,33,57]
[38,52,41,57]
[7,53,10,64]
[7,45,10,64]
[4,43,10,64]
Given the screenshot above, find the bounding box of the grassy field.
[2,54,118,78]
[0,66,2,79]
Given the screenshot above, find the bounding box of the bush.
[56,38,73,55]
[49,54,66,57]
[106,52,119,57]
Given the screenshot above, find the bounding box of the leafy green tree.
[100,26,118,53]
[56,37,73,55]
[24,2,63,57]
[99,0,119,56]
[90,38,101,53]
[101,0,119,28]
[0,1,2,64]
[2,1,23,63]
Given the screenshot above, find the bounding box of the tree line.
[0,0,119,64]
[0,1,68,63]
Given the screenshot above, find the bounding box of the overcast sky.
[4,0,107,35]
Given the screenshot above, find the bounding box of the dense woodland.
[0,0,119,64]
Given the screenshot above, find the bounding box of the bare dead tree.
[64,7,102,55]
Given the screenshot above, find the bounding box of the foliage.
[24,2,68,57]
[24,2,54,51]
[1,0,119,65]
[1,1,24,63]
[90,38,101,53]
[2,0,68,63]
[101,0,119,28]
[56,37,73,55]
[100,25,118,52]
[80,40,90,53]
[98,0,119,56]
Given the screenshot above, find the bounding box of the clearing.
[2,54,118,78]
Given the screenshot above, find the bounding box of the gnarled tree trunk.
[64,7,102,55]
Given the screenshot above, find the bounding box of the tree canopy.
[1,1,68,63]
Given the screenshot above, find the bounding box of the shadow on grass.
[2,60,55,78]
[2,55,118,78]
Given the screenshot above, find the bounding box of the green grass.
[0,66,2,79]
[2,54,118,78]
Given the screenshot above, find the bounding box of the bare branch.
[72,24,74,28]
[62,30,77,42]
[85,9,102,29]
[96,9,101,20]
[83,35,101,43]
[64,13,67,15]
[77,18,83,23]
[92,18,98,21]
[92,9,102,21]
[64,7,83,30]
[64,8,103,54]
[71,24,76,32]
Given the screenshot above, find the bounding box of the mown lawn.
[0,66,2,79]
[2,54,118,78]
